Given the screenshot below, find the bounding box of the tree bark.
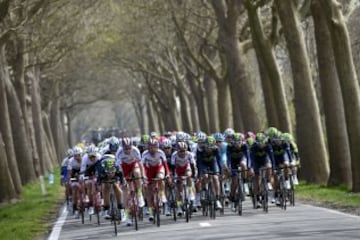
[0,44,22,194]
[211,0,261,131]
[203,75,218,132]
[321,0,360,192]
[188,93,200,132]
[146,98,156,132]
[6,77,36,183]
[246,1,292,132]
[178,87,192,132]
[31,65,47,175]
[275,0,329,184]
[312,0,352,187]
[0,132,17,202]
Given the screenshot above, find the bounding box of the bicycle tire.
[261,178,268,213]
[171,187,177,221]
[132,194,138,231]
[156,193,160,227]
[183,184,189,222]
[237,178,243,216]
[110,193,117,236]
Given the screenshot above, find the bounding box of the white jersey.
[141,149,166,167]
[171,151,195,167]
[115,146,141,165]
[80,153,102,173]
[67,157,82,171]
[99,145,110,156]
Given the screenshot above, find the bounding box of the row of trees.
[1,0,360,203]
[103,0,360,191]
[0,0,121,203]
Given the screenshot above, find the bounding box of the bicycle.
[149,177,166,227]
[126,176,144,231]
[88,176,101,225]
[274,166,289,210]
[259,167,270,213]
[175,175,192,222]
[102,179,121,236]
[201,170,217,220]
[166,180,177,222]
[70,177,88,224]
[234,167,248,216]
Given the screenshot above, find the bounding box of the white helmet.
[73,146,83,155]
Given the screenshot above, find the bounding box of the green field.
[0,169,64,240]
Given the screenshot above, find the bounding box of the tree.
[275,0,329,184]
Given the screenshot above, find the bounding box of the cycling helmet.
[177,141,188,151]
[232,132,243,144]
[246,131,256,140]
[169,135,177,146]
[213,132,225,142]
[176,131,186,142]
[108,136,120,152]
[122,137,132,148]
[150,131,158,139]
[266,127,278,138]
[197,132,207,143]
[148,138,159,148]
[163,131,172,138]
[256,132,268,144]
[282,132,294,142]
[161,138,172,148]
[206,136,216,146]
[66,149,74,158]
[86,145,97,157]
[224,128,235,138]
[141,134,150,145]
[73,146,83,155]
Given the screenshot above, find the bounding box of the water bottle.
[49,172,54,185]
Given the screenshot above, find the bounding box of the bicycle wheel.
[156,193,160,227]
[110,193,117,236]
[170,187,177,221]
[219,179,225,216]
[132,194,138,231]
[237,178,243,216]
[289,175,295,206]
[183,184,189,223]
[261,178,268,213]
[208,181,216,220]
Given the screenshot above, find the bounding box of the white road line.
[48,204,68,240]
[199,222,211,227]
[302,204,360,219]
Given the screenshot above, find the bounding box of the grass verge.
[0,168,64,240]
[297,182,360,209]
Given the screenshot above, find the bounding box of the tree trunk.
[31,65,46,175]
[203,75,218,132]
[178,87,192,132]
[65,111,73,147]
[50,80,64,161]
[188,93,200,132]
[312,0,352,187]
[246,2,292,132]
[0,132,17,202]
[321,0,360,192]
[275,0,329,184]
[0,44,22,194]
[213,78,231,132]
[211,0,261,131]
[6,78,36,184]
[42,112,57,161]
[146,99,156,132]
[187,76,209,132]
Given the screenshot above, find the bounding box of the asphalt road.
[49,200,360,240]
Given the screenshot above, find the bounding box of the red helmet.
[148,138,159,148]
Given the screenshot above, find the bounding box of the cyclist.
[116,137,145,226]
[138,134,150,155]
[170,141,197,216]
[142,138,171,221]
[97,154,124,220]
[250,132,275,208]
[67,146,83,218]
[197,136,223,210]
[226,133,251,211]
[80,145,101,215]
[282,132,300,185]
